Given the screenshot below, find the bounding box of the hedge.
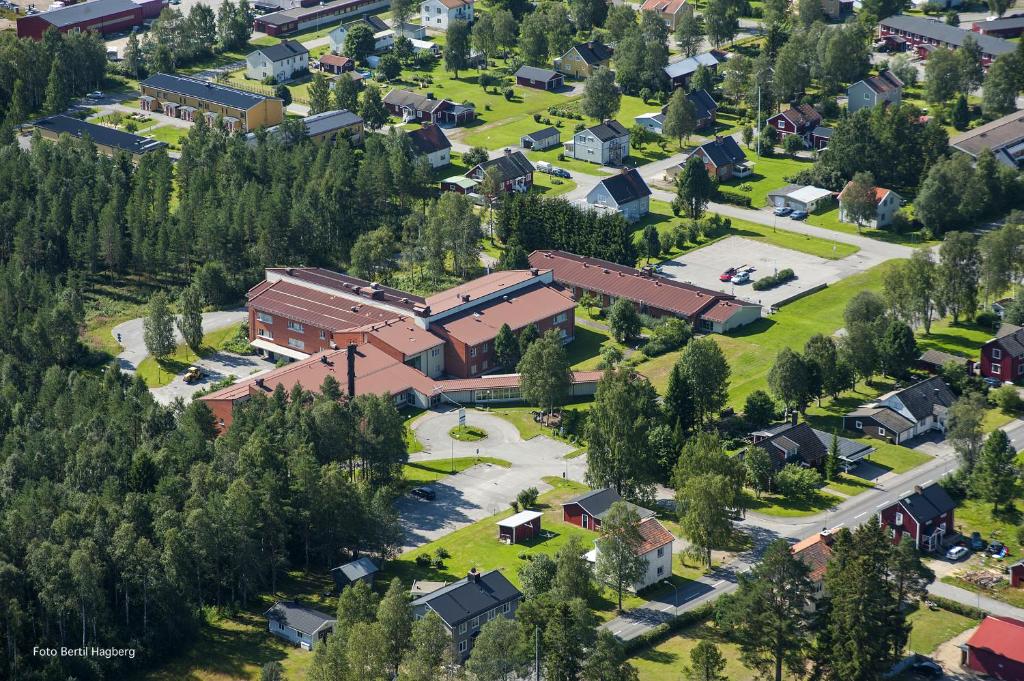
[927,595,987,621]
[716,188,753,208]
[621,602,715,655]
[752,268,795,291]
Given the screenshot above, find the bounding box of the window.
[470,347,477,358]
[855,420,863,429]
[288,338,305,350]
[257,312,273,324]
[503,602,511,613]
[1018,363,1023,376]
[657,565,664,576]
[288,320,304,333]
[993,348,1003,360]
[482,360,489,370]
[992,363,1002,375]
[864,92,870,100]
[471,616,479,629]
[459,640,468,653]
[657,546,665,558]
[553,312,567,324]
[319,330,327,340]
[470,364,477,374]
[777,119,785,128]
[895,512,903,526]
[481,343,488,352]
[582,514,589,529]
[878,427,886,436]
[459,622,467,634]
[258,328,273,339]
[432,347,441,356]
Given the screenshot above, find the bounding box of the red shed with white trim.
[497,510,542,544]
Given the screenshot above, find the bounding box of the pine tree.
[44,54,72,115]
[543,602,585,681]
[672,155,713,219]
[376,577,412,676]
[360,86,390,131]
[582,629,639,681]
[972,429,1018,510]
[825,432,840,482]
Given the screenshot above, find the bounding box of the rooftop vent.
[602,268,609,274]
[462,294,471,302]
[371,282,380,289]
[502,295,509,302]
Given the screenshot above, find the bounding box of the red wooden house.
[1010,560,1024,588]
[466,149,534,194]
[766,104,822,146]
[877,483,956,553]
[497,510,542,544]
[561,488,655,532]
[980,323,1024,383]
[963,616,1024,680]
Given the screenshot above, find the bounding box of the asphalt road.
[111,308,248,372]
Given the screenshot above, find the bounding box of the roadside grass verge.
[745,489,843,517]
[403,456,511,485]
[449,425,488,441]
[906,604,980,655]
[136,323,243,388]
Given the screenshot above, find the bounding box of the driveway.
[397,409,584,551]
[150,351,275,405]
[111,309,248,372]
[1000,418,1024,452]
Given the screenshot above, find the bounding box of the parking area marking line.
[854,512,866,519]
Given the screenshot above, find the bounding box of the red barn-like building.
[17,0,166,40]
[963,616,1024,680]
[877,483,956,553]
[561,488,655,532]
[980,323,1024,383]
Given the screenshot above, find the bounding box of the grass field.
[746,489,843,517]
[144,125,189,149]
[916,317,996,358]
[719,153,815,208]
[136,323,244,388]
[531,170,577,197]
[567,322,627,371]
[805,207,936,247]
[632,620,754,681]
[825,472,877,497]
[403,456,511,483]
[906,605,979,655]
[81,273,188,360]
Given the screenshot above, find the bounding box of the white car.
[731,271,751,284]
[945,545,969,561]
[86,91,104,100]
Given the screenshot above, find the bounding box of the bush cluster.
[716,187,754,208]
[752,268,796,291]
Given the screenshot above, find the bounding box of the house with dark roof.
[32,115,166,161]
[877,482,956,551]
[17,0,165,40]
[964,616,1024,679]
[972,13,1024,38]
[411,568,521,660]
[917,348,973,375]
[514,65,565,91]
[585,517,676,591]
[664,51,721,89]
[407,123,452,168]
[246,39,309,83]
[519,127,561,151]
[253,0,388,37]
[329,15,395,54]
[581,168,651,222]
[530,249,762,332]
[750,419,874,471]
[692,135,750,180]
[383,88,475,126]
[847,70,903,114]
[555,41,614,78]
[139,73,284,132]
[879,14,1014,67]
[566,120,630,165]
[562,488,656,532]
[330,556,378,591]
[248,109,364,145]
[809,126,832,150]
[950,111,1024,170]
[265,601,335,650]
[843,376,955,444]
[979,323,1024,383]
[767,104,823,146]
[466,149,534,193]
[687,89,719,129]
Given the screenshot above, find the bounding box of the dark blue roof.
[141,73,280,110]
[686,89,718,120]
[697,136,746,167]
[33,115,166,155]
[411,570,520,627]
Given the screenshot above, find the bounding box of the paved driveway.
[111,309,247,373]
[397,409,584,551]
[150,351,275,405]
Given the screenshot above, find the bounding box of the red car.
[719,267,737,282]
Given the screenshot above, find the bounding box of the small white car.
[945,545,969,561]
[732,271,751,284]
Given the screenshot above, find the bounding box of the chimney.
[346,343,357,398]
[467,567,480,583]
[530,268,539,276]
[914,485,923,495]
[504,148,512,157]
[320,355,330,365]
[255,378,265,389]
[790,410,798,426]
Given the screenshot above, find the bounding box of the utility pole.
[535,625,541,681]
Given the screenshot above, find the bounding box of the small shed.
[917,348,973,375]
[330,556,378,591]
[520,127,560,150]
[497,510,542,544]
[514,65,564,91]
[440,174,479,194]
[1011,560,1024,588]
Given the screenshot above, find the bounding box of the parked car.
[732,271,751,284]
[773,206,793,216]
[945,545,969,561]
[987,541,1008,558]
[970,532,985,551]
[790,210,808,220]
[86,91,104,100]
[983,377,1004,388]
[910,659,942,678]
[183,366,203,384]
[719,267,737,282]
[410,486,436,501]
[552,168,571,178]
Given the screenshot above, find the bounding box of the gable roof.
[141,73,280,109]
[303,109,362,136]
[567,40,613,65]
[411,569,520,627]
[880,14,1015,56]
[433,0,473,8]
[753,421,873,466]
[687,89,718,119]
[891,482,956,524]
[265,601,335,635]
[846,405,916,433]
[330,556,378,583]
[33,115,167,155]
[967,616,1024,664]
[595,169,652,205]
[252,39,309,62]
[471,150,533,182]
[773,104,822,130]
[992,323,1024,357]
[918,348,970,367]
[30,0,137,28]
[514,65,561,83]
[563,487,656,521]
[319,54,352,68]
[407,124,452,155]
[860,70,903,95]
[975,14,1024,31]
[522,126,559,142]
[383,88,448,114]
[838,181,899,206]
[696,136,746,168]
[636,518,675,555]
[884,376,956,421]
[950,111,1024,169]
[664,51,720,79]
[791,532,835,582]
[642,0,689,13]
[812,125,833,139]
[584,119,629,142]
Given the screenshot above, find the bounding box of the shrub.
[503,87,514,101]
[775,464,822,499]
[927,596,985,621]
[975,309,999,330]
[621,603,714,655]
[414,554,431,566]
[644,318,693,357]
[744,390,777,429]
[752,268,795,291]
[994,384,1022,413]
[517,487,539,509]
[716,188,753,208]
[435,547,451,559]
[510,500,520,512]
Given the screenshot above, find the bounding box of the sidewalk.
[928,581,1024,620]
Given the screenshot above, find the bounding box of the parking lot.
[659,236,850,308]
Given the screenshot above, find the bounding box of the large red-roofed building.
[17,0,166,40]
[963,616,1024,679]
[528,250,761,332]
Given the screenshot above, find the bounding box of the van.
[535,161,553,174]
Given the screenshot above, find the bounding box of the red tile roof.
[791,532,835,582]
[265,267,426,310]
[529,250,750,319]
[838,182,897,206]
[635,518,675,555]
[966,616,1024,664]
[426,270,542,315]
[433,282,576,346]
[356,318,444,356]
[249,279,402,332]
[702,299,755,323]
[319,54,351,68]
[641,0,688,13]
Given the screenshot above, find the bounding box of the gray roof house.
[664,51,721,88]
[565,119,630,165]
[843,376,955,444]
[751,420,874,470]
[950,111,1024,170]
[561,488,656,532]
[581,168,652,222]
[692,135,749,180]
[412,568,522,660]
[847,70,903,114]
[330,556,378,590]
[265,601,335,650]
[245,40,310,83]
[520,126,560,150]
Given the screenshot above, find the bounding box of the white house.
[634,112,665,135]
[420,0,474,30]
[329,15,394,55]
[407,123,452,169]
[838,182,903,228]
[586,517,675,592]
[265,601,335,651]
[843,376,956,444]
[245,40,309,83]
[581,168,651,223]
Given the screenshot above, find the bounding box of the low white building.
[420,0,474,30]
[586,517,675,592]
[265,601,334,651]
[329,16,394,55]
[766,184,834,213]
[634,112,665,135]
[245,40,309,83]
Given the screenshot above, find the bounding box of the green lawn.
[718,153,815,208]
[480,404,597,440]
[531,170,577,197]
[916,317,995,358]
[867,443,933,475]
[825,472,877,497]
[631,620,754,681]
[906,605,979,655]
[949,494,1024,553]
[402,456,511,483]
[566,322,626,371]
[144,125,189,150]
[746,489,843,517]
[805,207,936,248]
[136,323,244,388]
[403,408,426,453]
[525,145,616,177]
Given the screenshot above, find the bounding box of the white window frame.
[320,330,327,340]
[470,347,477,358]
[257,312,273,324]
[288,338,305,350]
[657,546,664,558]
[992,363,1002,375]
[895,512,903,526]
[503,602,511,613]
[657,565,664,576]
[855,420,863,429]
[258,328,273,339]
[471,616,479,629]
[288,321,304,333]
[459,622,467,634]
[992,348,1003,360]
[878,427,886,436]
[458,640,467,653]
[553,312,567,324]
